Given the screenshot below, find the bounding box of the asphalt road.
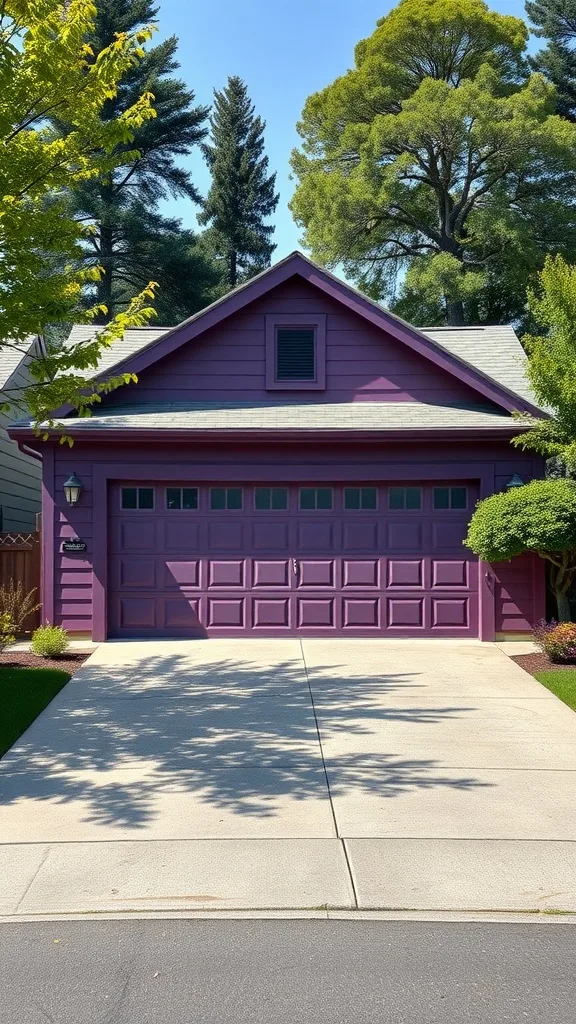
[1,920,575,1023]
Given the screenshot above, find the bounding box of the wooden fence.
[0,531,41,633]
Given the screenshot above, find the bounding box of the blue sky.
[158,0,532,260]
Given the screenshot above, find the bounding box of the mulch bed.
[0,652,89,675]
[512,653,576,675]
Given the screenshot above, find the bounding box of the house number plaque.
[61,539,87,552]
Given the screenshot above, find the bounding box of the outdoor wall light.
[505,473,524,489]
[63,472,83,506]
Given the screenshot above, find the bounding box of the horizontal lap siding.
[104,279,484,407]
[53,463,93,632]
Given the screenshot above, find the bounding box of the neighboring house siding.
[104,278,486,407]
[0,359,41,531]
[46,438,544,638]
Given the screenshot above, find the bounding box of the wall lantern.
[63,472,83,506]
[505,473,524,489]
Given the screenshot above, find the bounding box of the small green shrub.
[0,612,16,652]
[31,625,70,658]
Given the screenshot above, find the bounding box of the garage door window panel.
[299,487,333,511]
[166,487,199,510]
[433,486,467,510]
[210,487,243,510]
[388,487,422,511]
[254,487,289,511]
[121,487,154,510]
[344,487,377,511]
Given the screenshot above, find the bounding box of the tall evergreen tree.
[199,76,279,289]
[527,0,576,121]
[69,0,217,324]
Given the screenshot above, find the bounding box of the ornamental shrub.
[0,612,16,652]
[466,478,576,621]
[31,625,70,658]
[0,581,40,633]
[533,620,576,662]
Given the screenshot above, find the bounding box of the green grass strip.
[534,669,576,712]
[0,667,71,757]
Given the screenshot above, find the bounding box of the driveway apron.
[1,638,576,914]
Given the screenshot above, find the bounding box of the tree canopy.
[290,0,576,325]
[199,76,278,290]
[68,0,217,324]
[512,254,576,470]
[0,0,158,428]
[466,478,576,619]
[527,0,576,121]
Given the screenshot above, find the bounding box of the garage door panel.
[207,521,244,550]
[387,559,423,588]
[164,560,200,588]
[164,520,200,551]
[386,521,423,551]
[388,597,425,628]
[342,560,379,588]
[252,597,290,628]
[251,521,291,551]
[208,560,246,588]
[298,598,335,628]
[432,559,468,587]
[109,481,479,638]
[297,559,335,588]
[342,521,379,552]
[207,598,246,628]
[252,560,291,588]
[342,598,380,628]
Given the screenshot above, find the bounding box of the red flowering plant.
[533,620,576,662]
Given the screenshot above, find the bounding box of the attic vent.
[275,328,316,381]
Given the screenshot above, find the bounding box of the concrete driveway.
[1,639,576,916]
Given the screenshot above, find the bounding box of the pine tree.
[70,0,216,323]
[527,0,576,121]
[199,77,279,289]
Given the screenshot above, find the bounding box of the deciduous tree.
[0,0,158,427]
[290,0,576,326]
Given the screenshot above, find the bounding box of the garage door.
[108,481,479,638]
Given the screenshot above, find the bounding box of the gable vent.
[275,328,316,381]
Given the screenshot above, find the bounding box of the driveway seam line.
[298,639,359,909]
[12,845,51,914]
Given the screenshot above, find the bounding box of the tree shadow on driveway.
[0,652,490,829]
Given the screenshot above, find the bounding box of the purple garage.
[10,253,545,642]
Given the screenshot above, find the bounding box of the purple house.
[10,252,545,641]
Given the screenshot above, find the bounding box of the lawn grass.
[534,670,576,712]
[0,667,71,757]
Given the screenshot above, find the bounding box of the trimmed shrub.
[533,620,576,662]
[31,625,70,658]
[0,612,16,652]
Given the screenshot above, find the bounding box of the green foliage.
[69,0,216,323]
[199,76,279,290]
[512,254,576,470]
[0,613,16,652]
[0,581,40,633]
[290,0,576,325]
[466,478,576,618]
[0,0,158,426]
[527,0,576,121]
[31,624,70,658]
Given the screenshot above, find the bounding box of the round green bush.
[31,625,70,658]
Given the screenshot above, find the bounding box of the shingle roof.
[42,400,523,433]
[0,338,37,391]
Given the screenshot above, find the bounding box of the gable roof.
[64,252,542,417]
